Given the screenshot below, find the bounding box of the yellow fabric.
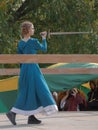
[0,76,90,92]
[47,63,68,68]
[82,82,90,89]
[0,76,18,92]
[0,63,93,92]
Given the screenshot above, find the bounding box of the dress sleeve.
[34,38,47,52]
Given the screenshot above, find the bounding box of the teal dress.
[11,38,58,115]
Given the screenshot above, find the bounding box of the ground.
[0,111,98,130]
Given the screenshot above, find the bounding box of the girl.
[6,21,58,125]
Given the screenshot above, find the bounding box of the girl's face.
[29,25,35,36]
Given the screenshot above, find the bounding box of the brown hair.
[89,80,96,88]
[21,21,33,37]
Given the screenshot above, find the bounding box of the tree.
[0,0,98,54]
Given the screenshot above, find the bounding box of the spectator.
[60,88,87,111]
[87,80,98,110]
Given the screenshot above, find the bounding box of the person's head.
[21,21,35,37]
[89,80,96,90]
[69,88,78,97]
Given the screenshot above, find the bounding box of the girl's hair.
[89,80,96,88]
[21,21,33,37]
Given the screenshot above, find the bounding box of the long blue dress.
[11,38,58,115]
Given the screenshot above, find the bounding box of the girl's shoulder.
[18,38,37,44]
[30,38,38,42]
[18,40,25,46]
[18,38,39,48]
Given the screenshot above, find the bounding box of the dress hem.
[11,105,58,116]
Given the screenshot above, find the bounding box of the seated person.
[57,90,69,111]
[87,80,98,111]
[52,91,58,105]
[60,88,87,111]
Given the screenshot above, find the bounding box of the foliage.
[0,0,98,55]
[45,0,98,54]
[0,0,98,59]
[0,0,97,79]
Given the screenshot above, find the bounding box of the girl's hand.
[40,31,47,39]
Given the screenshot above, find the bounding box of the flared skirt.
[11,63,58,115]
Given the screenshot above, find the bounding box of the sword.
[48,30,91,38]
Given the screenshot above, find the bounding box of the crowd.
[52,79,98,111]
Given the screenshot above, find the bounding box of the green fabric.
[0,100,8,112]
[77,86,90,100]
[0,90,17,113]
[0,63,98,113]
[44,63,98,92]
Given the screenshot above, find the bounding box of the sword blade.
[49,32,90,35]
